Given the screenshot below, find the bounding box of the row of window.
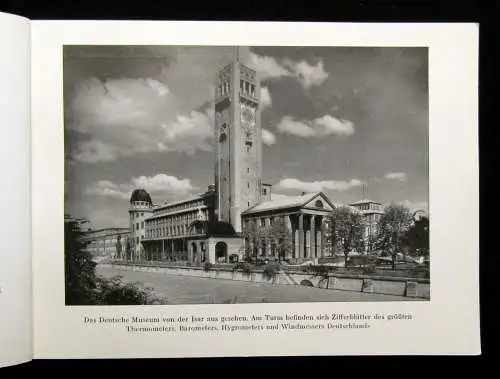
[217,80,257,98]
[132,202,150,207]
[132,221,145,232]
[147,224,187,239]
[240,80,256,97]
[131,212,144,220]
[154,200,205,217]
[148,210,207,227]
[355,203,383,211]
[88,237,121,246]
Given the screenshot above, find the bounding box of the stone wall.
[99,262,430,299]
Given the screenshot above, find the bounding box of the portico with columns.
[241,192,335,261]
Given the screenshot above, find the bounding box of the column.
[187,241,193,264]
[162,240,165,261]
[316,216,322,258]
[298,213,304,259]
[310,215,316,258]
[320,218,325,258]
[285,214,292,259]
[266,217,272,257]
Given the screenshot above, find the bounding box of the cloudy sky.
[64,45,428,229]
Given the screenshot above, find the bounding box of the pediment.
[304,193,334,211]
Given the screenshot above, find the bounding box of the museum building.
[100,49,393,265]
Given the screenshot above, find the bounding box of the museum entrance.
[215,242,228,263]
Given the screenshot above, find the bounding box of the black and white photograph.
[64,45,430,306]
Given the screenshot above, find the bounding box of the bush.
[93,275,162,305]
[262,261,281,281]
[203,262,213,271]
[363,264,377,275]
[308,265,331,276]
[233,262,252,275]
[411,266,430,279]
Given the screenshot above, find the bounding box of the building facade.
[215,50,269,233]
[110,49,392,266]
[241,192,334,261]
[82,227,130,261]
[348,199,385,250]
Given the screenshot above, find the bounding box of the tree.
[328,206,365,268]
[243,219,268,259]
[269,216,293,262]
[125,238,131,261]
[64,215,98,305]
[374,204,413,270]
[115,235,122,261]
[64,214,166,305]
[405,216,430,257]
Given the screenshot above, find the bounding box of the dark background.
[0,0,496,373]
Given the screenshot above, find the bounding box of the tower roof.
[234,46,252,66]
[129,189,152,204]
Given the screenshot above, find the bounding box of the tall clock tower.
[214,48,263,233]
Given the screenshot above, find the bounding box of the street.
[96,266,416,304]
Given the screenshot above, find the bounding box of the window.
[247,167,250,173]
[136,223,139,230]
[263,188,267,195]
[141,213,144,216]
[247,182,250,188]
[136,237,139,244]
[141,221,144,229]
[132,224,134,232]
[248,201,250,207]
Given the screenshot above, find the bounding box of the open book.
[0,12,480,367]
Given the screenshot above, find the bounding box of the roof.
[153,191,215,211]
[188,220,237,237]
[130,189,152,204]
[349,198,383,206]
[242,192,334,215]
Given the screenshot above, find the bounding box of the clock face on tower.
[240,103,256,126]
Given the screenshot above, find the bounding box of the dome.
[130,189,152,204]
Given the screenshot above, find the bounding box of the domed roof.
[130,189,152,204]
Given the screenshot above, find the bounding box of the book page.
[0,12,32,368]
[31,21,479,358]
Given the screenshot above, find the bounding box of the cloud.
[249,52,328,90]
[399,200,429,213]
[260,87,272,109]
[67,47,330,164]
[262,129,276,146]
[278,178,364,192]
[384,172,408,182]
[249,53,291,80]
[132,174,194,194]
[85,180,132,200]
[68,77,213,163]
[277,115,354,138]
[85,174,196,202]
[285,59,329,89]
